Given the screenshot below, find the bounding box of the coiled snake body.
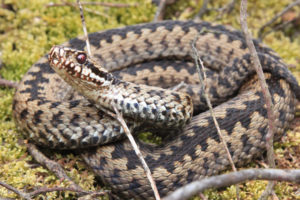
[13,21,300,199]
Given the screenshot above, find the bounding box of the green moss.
[0,0,299,199]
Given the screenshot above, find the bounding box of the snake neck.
[48,46,193,128]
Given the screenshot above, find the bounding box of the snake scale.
[13,20,300,199]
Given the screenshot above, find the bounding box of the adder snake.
[13,20,300,199]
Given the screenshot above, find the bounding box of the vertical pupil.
[77,53,86,64]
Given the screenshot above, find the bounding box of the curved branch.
[163,169,300,200]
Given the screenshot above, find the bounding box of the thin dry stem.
[80,1,139,7]
[198,192,208,200]
[0,180,108,199]
[0,181,30,200]
[191,38,237,172]
[153,0,177,22]
[194,0,209,20]
[27,143,82,191]
[268,17,300,35]
[113,106,161,200]
[30,187,108,198]
[154,0,167,22]
[26,143,111,198]
[47,1,138,8]
[215,0,236,20]
[46,1,109,18]
[163,169,300,200]
[77,0,91,56]
[191,36,240,199]
[258,0,300,39]
[240,1,276,199]
[30,186,89,196]
[82,7,109,18]
[171,81,187,91]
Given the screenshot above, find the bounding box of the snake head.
[48,46,112,88]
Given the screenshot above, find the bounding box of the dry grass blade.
[80,1,139,7]
[215,0,236,20]
[240,0,277,199]
[153,0,167,22]
[194,0,209,20]
[191,37,237,172]
[153,0,177,22]
[191,36,240,199]
[112,106,161,200]
[46,1,138,8]
[46,1,109,18]
[77,0,91,56]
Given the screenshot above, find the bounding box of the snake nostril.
[52,53,57,60]
[49,46,59,60]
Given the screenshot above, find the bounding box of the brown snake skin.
[13,21,300,199]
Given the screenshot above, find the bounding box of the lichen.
[0,0,299,199]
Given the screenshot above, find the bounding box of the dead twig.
[154,0,167,22]
[30,187,108,199]
[0,181,31,200]
[46,1,138,8]
[194,0,209,20]
[195,0,236,21]
[26,143,82,191]
[261,15,300,39]
[46,0,109,18]
[77,0,91,56]
[170,81,188,91]
[29,186,87,197]
[198,192,208,200]
[82,7,109,18]
[112,106,161,200]
[240,1,276,199]
[191,36,240,199]
[163,168,300,200]
[76,1,138,8]
[215,0,236,20]
[216,0,236,12]
[26,143,111,198]
[0,78,18,88]
[0,180,109,199]
[153,0,177,22]
[258,0,300,39]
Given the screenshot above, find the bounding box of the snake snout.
[48,46,64,66]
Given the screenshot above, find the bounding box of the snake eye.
[76,53,87,64]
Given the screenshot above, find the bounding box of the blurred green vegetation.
[0,0,299,199]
